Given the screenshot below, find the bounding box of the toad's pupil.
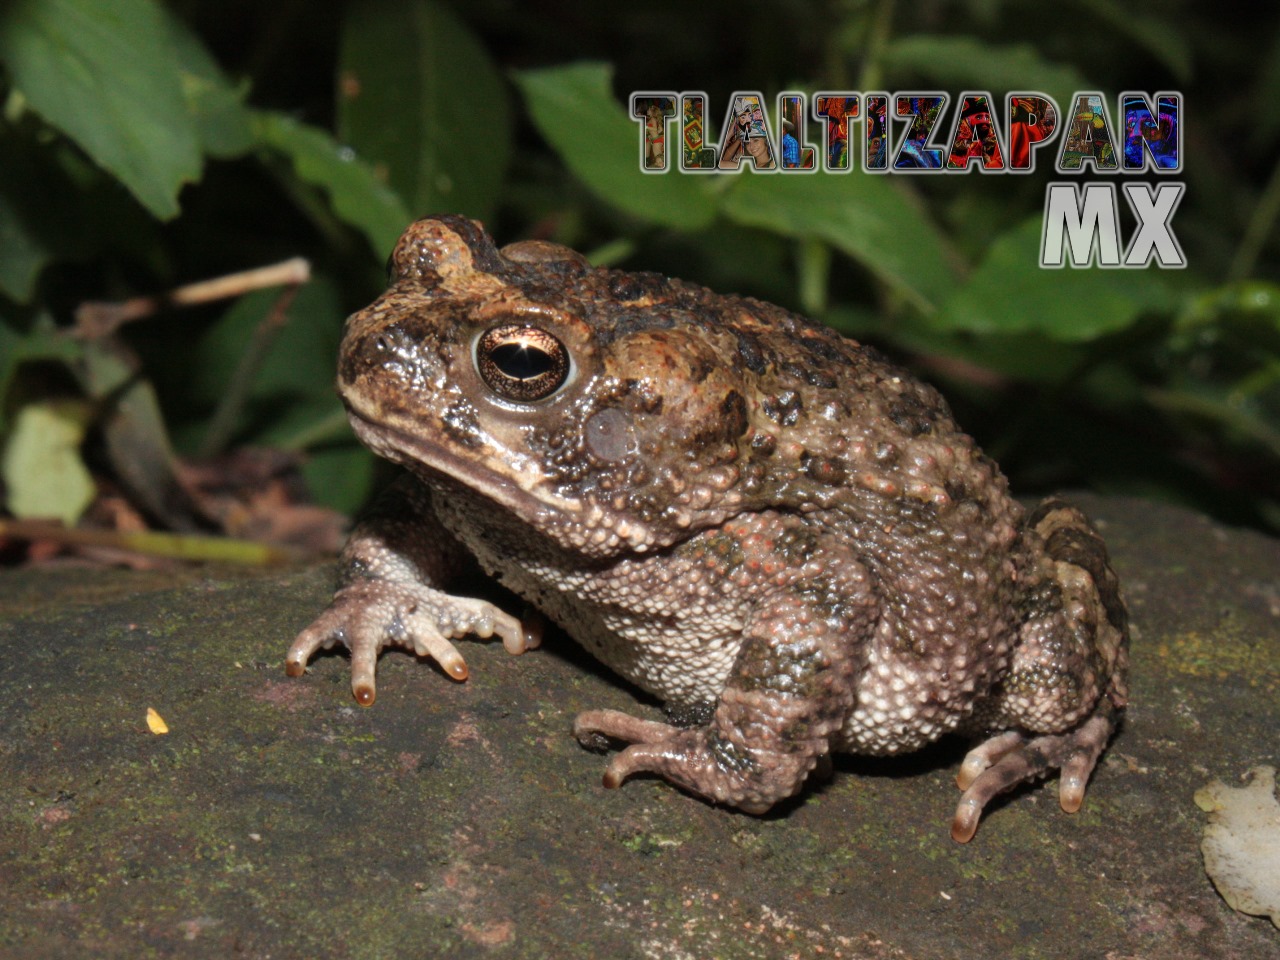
[491,341,552,380]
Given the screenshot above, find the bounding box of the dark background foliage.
[1,0,1277,543]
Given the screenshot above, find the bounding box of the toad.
[287,215,1129,842]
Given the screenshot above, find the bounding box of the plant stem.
[857,0,896,91]
[274,406,353,453]
[1230,156,1280,282]
[798,237,832,316]
[198,285,300,459]
[0,518,306,565]
[1144,387,1280,460]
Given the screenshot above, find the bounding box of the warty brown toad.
[287,214,1129,842]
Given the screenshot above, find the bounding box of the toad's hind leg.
[575,544,878,814]
[951,498,1130,842]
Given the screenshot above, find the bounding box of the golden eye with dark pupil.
[475,324,570,401]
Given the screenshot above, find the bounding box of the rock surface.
[0,494,1277,959]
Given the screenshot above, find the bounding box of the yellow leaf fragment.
[146,707,169,735]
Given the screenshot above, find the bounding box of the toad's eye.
[475,324,570,402]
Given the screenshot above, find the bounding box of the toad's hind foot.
[573,543,873,816]
[950,702,1119,843]
[573,706,822,815]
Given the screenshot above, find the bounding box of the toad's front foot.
[574,707,822,815]
[286,581,537,705]
[950,702,1119,843]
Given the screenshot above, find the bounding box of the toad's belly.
[437,496,749,705]
[492,548,749,706]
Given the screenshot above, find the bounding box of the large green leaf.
[297,444,376,515]
[514,63,720,230]
[252,111,412,256]
[937,218,1174,341]
[0,0,201,219]
[161,6,253,159]
[338,0,510,222]
[721,174,956,314]
[882,36,1092,115]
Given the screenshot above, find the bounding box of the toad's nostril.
[337,322,422,389]
[360,324,415,367]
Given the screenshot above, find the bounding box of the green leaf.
[1,400,96,525]
[905,326,1090,384]
[1175,281,1280,331]
[338,0,510,222]
[300,445,377,515]
[721,174,956,314]
[0,0,202,219]
[937,218,1174,341]
[881,36,1092,114]
[514,63,720,230]
[161,6,253,158]
[251,110,412,256]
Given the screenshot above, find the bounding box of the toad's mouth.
[343,403,577,527]
[342,399,663,556]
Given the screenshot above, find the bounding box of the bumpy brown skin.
[287,215,1129,841]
